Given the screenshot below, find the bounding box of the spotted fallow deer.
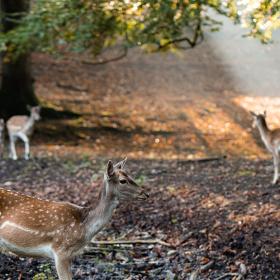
[6,106,41,160]
[0,119,4,158]
[0,159,148,279]
[251,111,280,184]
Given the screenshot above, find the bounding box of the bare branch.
[81,47,128,66]
[157,17,203,51]
[91,239,174,247]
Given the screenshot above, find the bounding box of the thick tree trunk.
[0,0,38,120]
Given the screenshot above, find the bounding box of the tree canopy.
[0,0,279,60]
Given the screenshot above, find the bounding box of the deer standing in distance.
[6,105,41,160]
[251,111,280,184]
[0,159,148,279]
[0,119,4,158]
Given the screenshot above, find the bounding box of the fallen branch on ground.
[56,82,88,92]
[216,263,247,280]
[91,239,174,247]
[216,273,242,280]
[179,155,227,164]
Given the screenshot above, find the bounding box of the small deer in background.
[251,111,280,184]
[0,159,148,280]
[0,119,4,158]
[7,106,41,160]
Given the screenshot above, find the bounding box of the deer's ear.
[107,160,115,177]
[263,110,267,117]
[250,111,256,117]
[115,157,127,169]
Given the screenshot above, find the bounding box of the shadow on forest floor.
[29,39,280,160]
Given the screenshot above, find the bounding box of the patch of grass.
[62,159,76,173]
[62,158,93,174]
[236,169,255,177]
[135,174,147,185]
[33,263,55,280]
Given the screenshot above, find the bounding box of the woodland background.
[0,1,279,279]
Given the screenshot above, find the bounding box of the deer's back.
[0,188,87,253]
[7,116,29,132]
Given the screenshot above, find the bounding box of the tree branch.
[157,23,203,50]
[81,46,128,66]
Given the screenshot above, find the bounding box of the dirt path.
[28,19,280,161]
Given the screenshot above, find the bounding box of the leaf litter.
[0,157,279,279]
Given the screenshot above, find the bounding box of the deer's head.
[250,111,266,128]
[28,105,41,121]
[104,159,149,202]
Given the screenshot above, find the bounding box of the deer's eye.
[119,179,127,185]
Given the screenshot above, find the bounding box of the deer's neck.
[84,182,118,241]
[257,119,271,148]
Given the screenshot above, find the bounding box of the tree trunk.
[0,0,38,120]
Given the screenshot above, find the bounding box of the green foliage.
[135,174,147,185]
[0,0,279,59]
[33,263,55,280]
[245,0,280,43]
[221,0,280,43]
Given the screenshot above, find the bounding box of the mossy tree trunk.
[0,0,38,120]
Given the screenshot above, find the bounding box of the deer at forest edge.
[6,106,41,160]
[251,111,280,184]
[0,119,4,158]
[0,159,148,279]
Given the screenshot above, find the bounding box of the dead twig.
[56,82,88,92]
[239,263,247,276]
[216,273,242,280]
[189,260,215,280]
[91,239,174,247]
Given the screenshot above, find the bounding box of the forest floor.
[0,41,280,279]
[0,157,279,279]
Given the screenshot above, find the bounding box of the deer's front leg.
[9,135,18,160]
[55,255,73,280]
[272,152,279,185]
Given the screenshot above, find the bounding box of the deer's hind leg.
[272,150,279,185]
[0,134,3,158]
[18,132,30,160]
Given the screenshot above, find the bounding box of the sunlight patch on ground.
[183,99,264,157]
[228,202,279,225]
[233,95,280,128]
[201,194,232,209]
